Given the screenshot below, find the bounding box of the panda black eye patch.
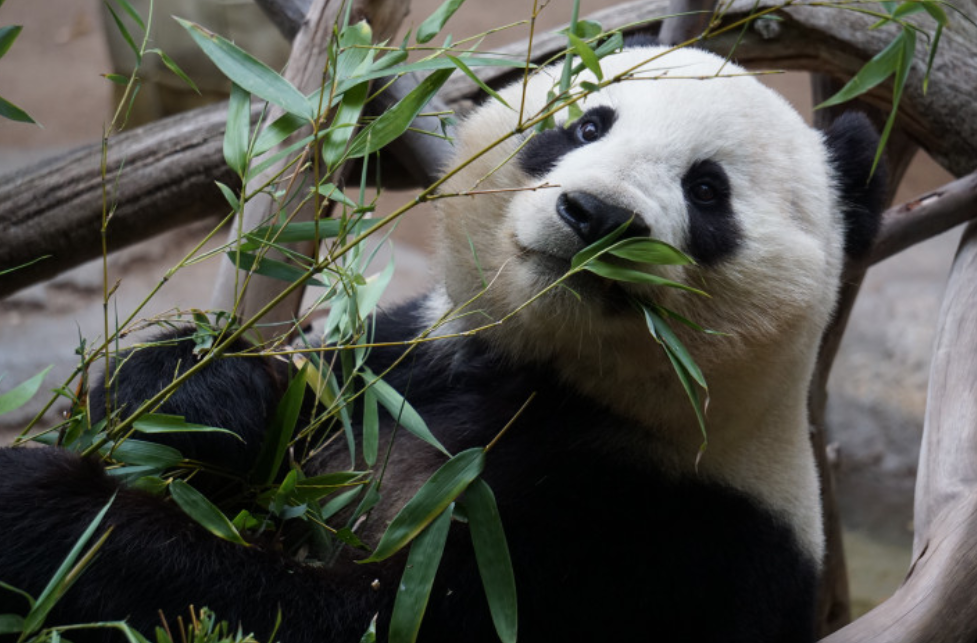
[682,159,742,266]
[519,105,617,177]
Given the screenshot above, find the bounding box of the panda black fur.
[0,45,885,642]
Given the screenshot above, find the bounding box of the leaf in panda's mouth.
[566,226,713,453]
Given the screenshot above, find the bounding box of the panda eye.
[576,119,601,143]
[690,182,717,204]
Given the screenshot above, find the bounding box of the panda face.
[435,46,844,377]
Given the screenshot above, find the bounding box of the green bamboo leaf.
[365,372,450,456]
[362,387,379,466]
[346,68,453,159]
[465,479,518,643]
[569,221,630,269]
[584,261,707,296]
[293,472,365,504]
[112,0,145,30]
[148,48,199,93]
[388,505,454,643]
[921,0,949,24]
[0,580,34,610]
[105,439,183,468]
[866,29,916,175]
[240,218,375,250]
[224,83,250,175]
[22,495,115,636]
[607,238,694,266]
[104,2,141,64]
[0,95,34,123]
[215,181,240,211]
[251,362,308,485]
[922,22,942,94]
[371,47,409,73]
[0,25,21,60]
[336,20,375,81]
[0,366,50,415]
[416,0,466,44]
[571,19,603,39]
[641,306,706,388]
[316,182,359,208]
[363,448,484,562]
[642,305,707,439]
[170,480,249,546]
[253,111,306,155]
[102,72,130,85]
[225,251,326,287]
[567,32,602,81]
[354,258,395,321]
[132,413,242,440]
[816,32,905,109]
[176,17,312,120]
[447,54,510,108]
[0,614,24,635]
[322,81,369,168]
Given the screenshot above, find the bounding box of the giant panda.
[0,44,885,643]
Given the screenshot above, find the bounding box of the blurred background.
[0,0,962,617]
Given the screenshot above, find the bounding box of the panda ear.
[824,111,887,260]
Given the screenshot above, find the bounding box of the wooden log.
[819,220,977,642]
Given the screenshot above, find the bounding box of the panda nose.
[556,191,650,246]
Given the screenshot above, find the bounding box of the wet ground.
[0,0,959,619]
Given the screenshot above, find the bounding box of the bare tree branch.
[254,0,313,41]
[820,220,977,643]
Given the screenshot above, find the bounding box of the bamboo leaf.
[240,218,375,250]
[104,2,141,65]
[224,83,251,176]
[365,372,450,456]
[0,614,24,635]
[569,221,630,269]
[105,439,183,468]
[584,261,707,296]
[132,413,242,440]
[388,505,454,643]
[176,17,312,119]
[22,495,115,635]
[215,181,240,211]
[251,362,308,485]
[0,95,34,123]
[335,56,526,95]
[641,306,706,388]
[225,251,326,287]
[607,238,694,266]
[416,0,466,44]
[447,54,510,108]
[363,448,484,562]
[0,366,50,415]
[346,68,453,159]
[815,32,904,109]
[465,479,518,643]
[0,25,21,60]
[253,111,306,155]
[113,0,145,30]
[170,480,249,546]
[567,32,602,81]
[322,81,369,168]
[148,48,199,93]
[362,387,379,466]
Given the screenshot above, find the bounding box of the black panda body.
[0,305,817,642]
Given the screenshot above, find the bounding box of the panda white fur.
[0,45,884,642]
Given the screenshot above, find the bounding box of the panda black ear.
[824,111,887,260]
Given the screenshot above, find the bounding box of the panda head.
[432,44,884,403]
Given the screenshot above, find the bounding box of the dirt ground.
[0,0,959,618]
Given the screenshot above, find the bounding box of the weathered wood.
[657,0,717,44]
[820,220,977,643]
[0,103,238,297]
[208,0,409,335]
[254,0,313,41]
